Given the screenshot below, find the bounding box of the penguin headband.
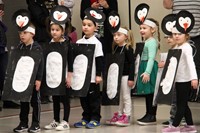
[134,3,157,28]
[12,9,35,34]
[50,5,71,29]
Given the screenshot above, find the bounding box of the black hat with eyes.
[161,14,176,35]
[50,5,71,25]
[175,10,195,34]
[107,11,120,33]
[84,7,106,23]
[134,3,149,25]
[12,9,31,31]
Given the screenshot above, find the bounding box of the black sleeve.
[126,47,135,81]
[95,56,103,76]
[35,47,44,81]
[67,43,73,72]
[80,0,91,20]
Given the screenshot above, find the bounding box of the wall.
[3,0,171,52]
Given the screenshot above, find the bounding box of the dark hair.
[83,17,96,26]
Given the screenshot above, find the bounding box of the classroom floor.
[0,97,200,133]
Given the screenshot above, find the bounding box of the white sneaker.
[44,120,59,130]
[55,120,70,131]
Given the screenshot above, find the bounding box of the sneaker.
[162,125,180,133]
[137,114,148,121]
[13,123,28,132]
[180,118,186,126]
[137,114,156,125]
[55,120,70,131]
[115,114,130,126]
[106,112,120,125]
[44,120,59,130]
[85,120,100,129]
[74,120,88,128]
[28,124,40,133]
[180,125,197,133]
[162,120,173,127]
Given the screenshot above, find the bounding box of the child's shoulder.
[32,41,42,50]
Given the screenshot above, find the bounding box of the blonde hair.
[112,26,135,50]
[146,18,161,49]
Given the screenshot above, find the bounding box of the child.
[105,27,135,126]
[73,8,104,129]
[162,10,198,133]
[12,22,44,133]
[43,6,73,131]
[136,18,160,125]
[160,35,177,126]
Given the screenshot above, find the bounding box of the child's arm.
[66,43,73,88]
[35,80,41,91]
[158,61,165,68]
[141,41,157,83]
[191,79,198,89]
[66,72,72,88]
[95,56,103,84]
[126,47,135,88]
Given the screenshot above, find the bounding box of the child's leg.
[146,94,157,116]
[20,102,30,126]
[52,95,61,122]
[173,82,193,127]
[87,83,101,122]
[60,90,70,122]
[30,88,41,125]
[119,76,132,116]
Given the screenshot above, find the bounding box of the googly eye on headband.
[107,10,120,33]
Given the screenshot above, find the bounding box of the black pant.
[0,52,8,99]
[52,89,70,122]
[173,82,193,127]
[80,83,101,122]
[145,94,157,115]
[20,88,40,126]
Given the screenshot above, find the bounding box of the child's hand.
[99,0,109,8]
[91,2,100,8]
[191,79,198,89]
[95,76,102,84]
[158,61,165,68]
[66,72,72,88]
[128,80,134,88]
[140,73,150,83]
[35,80,41,91]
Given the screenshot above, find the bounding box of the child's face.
[82,19,96,37]
[113,32,127,46]
[139,24,155,40]
[164,35,176,47]
[19,31,34,45]
[50,24,64,42]
[172,33,187,45]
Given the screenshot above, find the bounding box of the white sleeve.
[186,46,198,80]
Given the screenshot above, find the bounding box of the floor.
[0,97,200,133]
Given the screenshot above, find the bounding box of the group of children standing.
[3,3,199,133]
